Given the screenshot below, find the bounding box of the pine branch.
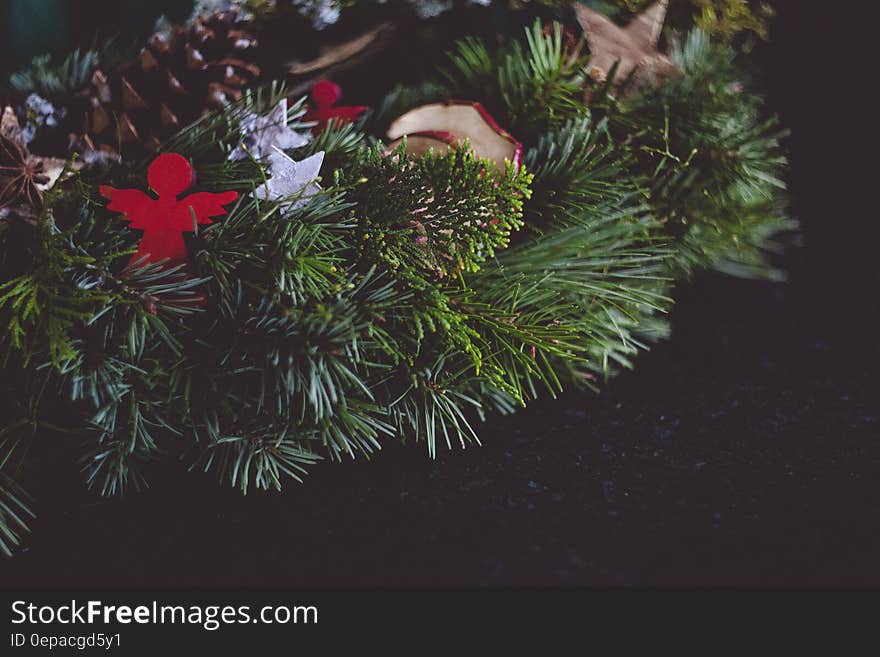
[7,49,99,103]
[440,20,589,141]
[0,423,35,557]
[600,29,793,278]
[0,473,32,558]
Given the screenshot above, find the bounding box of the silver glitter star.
[255,148,325,211]
[229,98,309,161]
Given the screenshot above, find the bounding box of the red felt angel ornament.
[99,153,238,268]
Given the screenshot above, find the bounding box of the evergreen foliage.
[347,144,531,280]
[600,29,794,277]
[379,19,791,279]
[0,5,790,554]
[7,49,98,102]
[605,0,774,43]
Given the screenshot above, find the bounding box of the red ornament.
[99,153,238,268]
[304,80,368,133]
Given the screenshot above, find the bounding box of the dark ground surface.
[1,2,878,586]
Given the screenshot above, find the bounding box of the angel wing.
[173,191,239,230]
[98,185,155,230]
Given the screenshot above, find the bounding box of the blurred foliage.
[596,0,774,43]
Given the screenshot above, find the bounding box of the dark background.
[1,1,878,586]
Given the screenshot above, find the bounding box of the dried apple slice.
[387,101,522,172]
[386,131,456,158]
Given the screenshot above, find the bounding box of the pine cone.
[77,9,262,154]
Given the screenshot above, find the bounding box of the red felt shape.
[99,153,238,268]
[304,80,368,133]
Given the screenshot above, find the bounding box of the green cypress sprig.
[347,143,533,282]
